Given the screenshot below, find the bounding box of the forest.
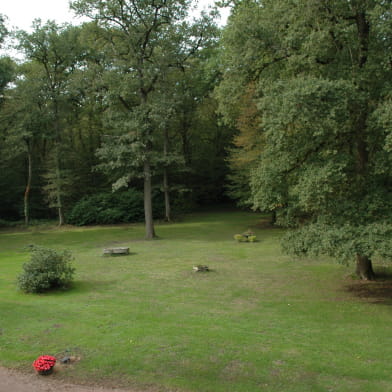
[0,0,391,279]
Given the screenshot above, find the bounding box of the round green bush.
[67,189,145,226]
[67,188,168,226]
[17,246,75,293]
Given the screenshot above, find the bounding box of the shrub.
[67,189,145,226]
[0,219,18,228]
[234,234,246,242]
[233,232,257,242]
[17,246,75,293]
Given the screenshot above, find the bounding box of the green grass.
[1,210,392,392]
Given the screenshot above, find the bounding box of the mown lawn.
[0,210,391,392]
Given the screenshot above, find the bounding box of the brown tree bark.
[356,254,375,280]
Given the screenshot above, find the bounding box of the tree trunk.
[270,210,277,225]
[54,143,64,226]
[24,143,32,226]
[181,113,192,165]
[163,167,171,222]
[144,159,156,239]
[163,129,171,222]
[53,99,64,226]
[356,254,375,280]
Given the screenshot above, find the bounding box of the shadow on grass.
[71,279,119,294]
[101,252,137,258]
[344,268,392,304]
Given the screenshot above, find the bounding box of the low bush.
[67,189,145,226]
[0,219,18,228]
[233,234,247,242]
[233,230,257,242]
[17,246,75,293]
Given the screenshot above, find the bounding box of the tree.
[218,0,392,279]
[224,82,264,207]
[17,21,85,225]
[71,0,216,238]
[0,17,22,221]
[0,15,13,102]
[0,61,51,225]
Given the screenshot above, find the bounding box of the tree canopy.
[217,0,392,279]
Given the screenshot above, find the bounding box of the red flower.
[32,355,57,372]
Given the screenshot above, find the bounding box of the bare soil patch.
[344,270,392,304]
[0,366,141,392]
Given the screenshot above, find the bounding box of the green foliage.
[16,21,92,225]
[218,0,392,273]
[71,0,219,238]
[283,222,392,265]
[233,231,256,242]
[233,233,246,242]
[224,83,263,206]
[0,14,7,45]
[0,7,230,226]
[17,246,75,293]
[0,219,18,228]
[67,189,145,226]
[250,76,363,223]
[0,56,14,99]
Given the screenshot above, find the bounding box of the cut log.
[193,265,209,272]
[103,247,130,256]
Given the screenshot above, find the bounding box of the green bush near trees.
[67,189,146,226]
[17,246,75,293]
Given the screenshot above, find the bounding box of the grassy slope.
[0,210,391,392]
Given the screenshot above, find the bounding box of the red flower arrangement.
[32,355,56,375]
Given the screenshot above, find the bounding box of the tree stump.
[193,265,209,272]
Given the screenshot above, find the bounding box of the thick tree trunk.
[356,254,375,280]
[144,159,156,239]
[24,144,32,226]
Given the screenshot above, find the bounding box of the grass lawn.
[0,210,392,392]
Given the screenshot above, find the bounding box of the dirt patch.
[252,217,275,229]
[344,272,392,304]
[0,366,141,392]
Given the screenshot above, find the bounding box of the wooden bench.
[103,247,130,256]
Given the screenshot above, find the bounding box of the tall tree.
[224,82,264,207]
[218,0,392,279]
[0,61,51,225]
[71,0,216,238]
[17,21,84,225]
[0,14,13,102]
[0,16,21,221]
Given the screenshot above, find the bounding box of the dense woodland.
[0,0,391,279]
